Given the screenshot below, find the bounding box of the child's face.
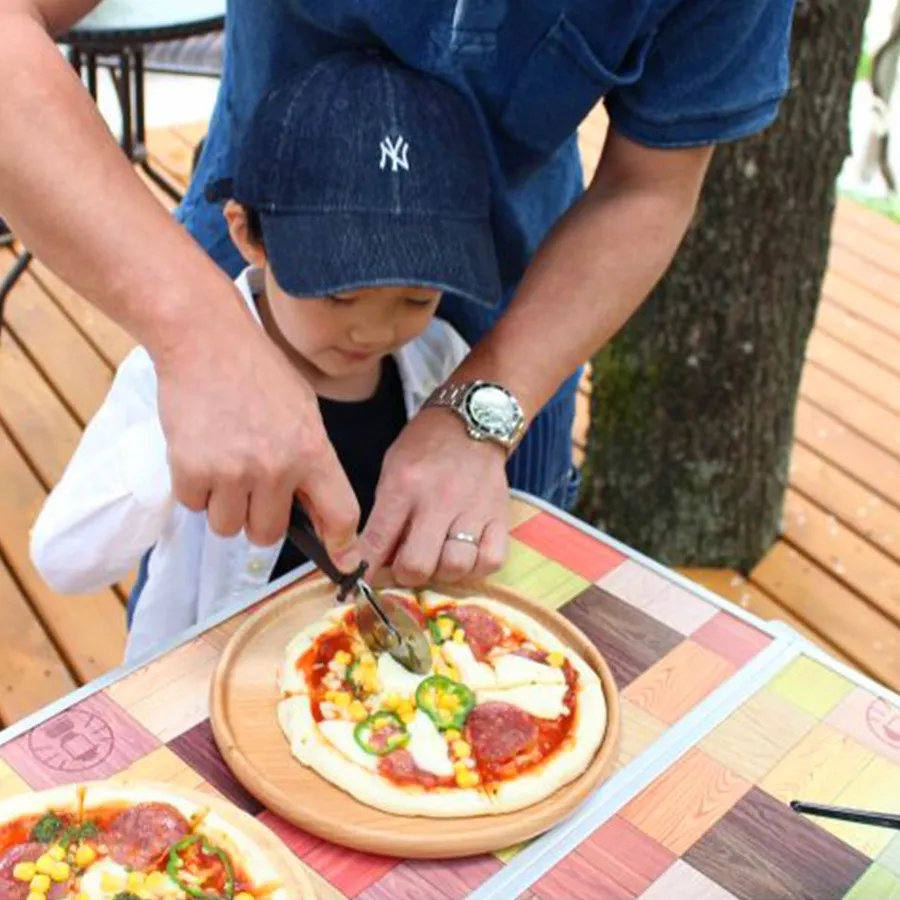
[225,201,442,378]
[264,267,441,377]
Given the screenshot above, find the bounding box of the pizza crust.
[0,784,83,824]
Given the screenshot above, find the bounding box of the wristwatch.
[424,380,526,453]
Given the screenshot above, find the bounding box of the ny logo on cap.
[379,135,410,172]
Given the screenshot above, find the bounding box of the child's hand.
[359,408,510,586]
[155,305,361,569]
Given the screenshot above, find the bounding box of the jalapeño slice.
[427,613,459,644]
[354,711,410,755]
[415,675,475,730]
[167,833,235,900]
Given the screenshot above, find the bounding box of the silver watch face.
[465,384,523,441]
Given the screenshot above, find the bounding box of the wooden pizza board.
[209,578,621,859]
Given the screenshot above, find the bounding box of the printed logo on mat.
[866,698,900,750]
[27,710,115,772]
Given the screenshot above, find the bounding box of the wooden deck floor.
[1,115,898,729]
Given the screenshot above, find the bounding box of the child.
[29,50,500,664]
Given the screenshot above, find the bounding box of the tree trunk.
[576,0,869,572]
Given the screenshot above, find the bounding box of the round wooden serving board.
[53,780,317,899]
[210,578,620,859]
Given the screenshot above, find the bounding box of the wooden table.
[1,494,898,899]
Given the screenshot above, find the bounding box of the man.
[0,0,794,586]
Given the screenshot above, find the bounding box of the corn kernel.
[455,769,480,788]
[35,855,54,876]
[444,729,461,742]
[75,893,90,900]
[547,651,566,668]
[236,893,256,900]
[324,690,337,702]
[384,694,402,710]
[126,870,146,890]
[145,871,168,889]
[360,653,376,668]
[74,844,97,867]
[333,692,352,708]
[13,862,36,882]
[49,861,70,882]
[452,628,465,644]
[101,871,124,891]
[452,740,471,759]
[334,650,352,666]
[47,845,65,862]
[436,693,454,710]
[349,700,368,722]
[30,873,51,893]
[27,893,45,900]
[446,666,460,681]
[399,710,416,724]
[438,618,455,639]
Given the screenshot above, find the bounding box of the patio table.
[1,493,898,900]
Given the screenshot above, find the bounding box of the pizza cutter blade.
[286,501,432,673]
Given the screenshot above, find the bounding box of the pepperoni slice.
[385,593,427,628]
[0,843,71,899]
[466,702,538,763]
[454,606,504,660]
[104,802,190,870]
[378,749,444,788]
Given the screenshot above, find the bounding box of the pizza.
[0,782,290,899]
[277,589,608,817]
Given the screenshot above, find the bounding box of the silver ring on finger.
[447,531,479,546]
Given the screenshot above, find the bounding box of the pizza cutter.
[286,501,432,673]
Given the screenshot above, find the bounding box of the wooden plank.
[794,400,900,509]
[815,300,900,378]
[0,332,82,489]
[28,259,133,370]
[0,250,113,425]
[806,330,900,417]
[752,543,900,690]
[835,197,900,249]
[828,243,900,310]
[0,425,126,681]
[781,488,900,624]
[800,363,900,457]
[170,122,208,148]
[146,129,194,187]
[0,554,76,727]
[790,443,900,565]
[679,566,852,665]
[831,218,900,281]
[822,272,900,339]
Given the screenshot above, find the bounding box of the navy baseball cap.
[206,50,501,308]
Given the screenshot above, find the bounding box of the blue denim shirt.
[179,0,793,509]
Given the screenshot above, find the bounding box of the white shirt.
[30,267,469,664]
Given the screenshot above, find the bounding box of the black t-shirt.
[269,355,407,581]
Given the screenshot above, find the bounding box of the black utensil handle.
[288,501,364,594]
[791,800,900,829]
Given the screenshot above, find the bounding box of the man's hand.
[359,409,509,585]
[157,312,361,565]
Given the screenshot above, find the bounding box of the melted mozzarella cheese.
[319,719,379,771]
[79,859,163,899]
[406,710,455,777]
[441,642,496,690]
[377,652,431,697]
[476,684,569,719]
[492,654,566,688]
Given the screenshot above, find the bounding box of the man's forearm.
[457,136,712,420]
[0,5,245,362]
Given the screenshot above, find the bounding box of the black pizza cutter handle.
[285,500,368,603]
